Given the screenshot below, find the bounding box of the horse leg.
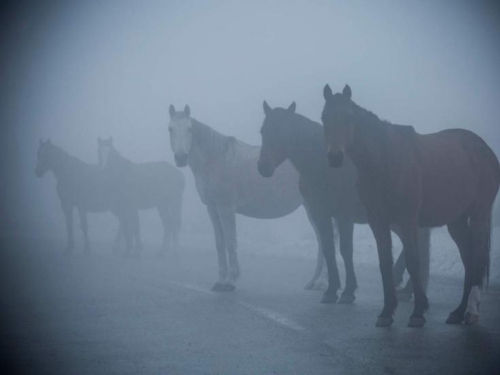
[399,222,429,327]
[113,222,124,254]
[369,218,397,327]
[308,206,340,304]
[132,211,142,257]
[464,213,491,325]
[120,215,133,258]
[207,204,228,291]
[78,208,90,254]
[391,225,413,301]
[338,217,357,304]
[418,228,431,293]
[303,204,326,290]
[62,204,74,254]
[217,204,239,292]
[446,214,472,324]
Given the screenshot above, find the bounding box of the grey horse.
[167,104,325,291]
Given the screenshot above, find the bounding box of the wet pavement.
[1,237,499,374]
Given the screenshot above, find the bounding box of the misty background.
[1,1,499,278]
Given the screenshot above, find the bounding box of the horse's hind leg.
[207,204,228,291]
[338,218,357,304]
[446,214,472,324]
[463,213,491,325]
[217,204,239,291]
[400,222,429,327]
[303,205,326,291]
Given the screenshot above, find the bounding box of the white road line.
[128,272,305,333]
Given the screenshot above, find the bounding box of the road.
[1,237,499,375]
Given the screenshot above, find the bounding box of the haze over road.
[1,237,499,375]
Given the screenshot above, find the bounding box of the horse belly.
[235,161,303,219]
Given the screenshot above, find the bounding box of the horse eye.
[168,127,173,133]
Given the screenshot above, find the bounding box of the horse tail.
[478,211,492,290]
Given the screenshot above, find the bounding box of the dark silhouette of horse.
[97,137,185,257]
[257,102,431,304]
[322,84,500,327]
[35,139,124,253]
[167,105,326,292]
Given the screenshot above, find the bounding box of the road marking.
[127,272,305,333]
[239,302,306,332]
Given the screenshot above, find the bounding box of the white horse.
[167,105,326,291]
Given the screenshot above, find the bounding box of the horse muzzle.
[257,161,274,178]
[174,152,188,167]
[327,151,345,168]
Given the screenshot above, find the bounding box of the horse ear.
[342,84,352,100]
[287,101,296,113]
[169,104,175,118]
[323,84,333,101]
[184,105,190,117]
[263,100,271,115]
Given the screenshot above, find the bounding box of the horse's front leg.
[62,204,74,254]
[307,205,340,303]
[369,218,397,327]
[206,204,229,291]
[400,222,429,327]
[217,204,239,291]
[77,208,90,254]
[337,217,357,303]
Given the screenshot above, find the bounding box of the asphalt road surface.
[1,237,499,375]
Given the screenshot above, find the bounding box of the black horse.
[257,102,431,303]
[35,139,127,253]
[98,137,185,257]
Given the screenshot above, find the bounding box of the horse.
[35,139,125,253]
[322,84,500,327]
[167,104,325,292]
[97,137,185,257]
[257,101,431,304]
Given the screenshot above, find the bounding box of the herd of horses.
[36,84,499,328]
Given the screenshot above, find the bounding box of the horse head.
[257,101,296,178]
[168,104,192,167]
[322,84,354,168]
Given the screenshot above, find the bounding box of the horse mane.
[191,118,236,158]
[49,143,91,168]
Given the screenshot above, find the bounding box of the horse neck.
[108,149,131,171]
[49,147,82,182]
[188,119,230,172]
[348,106,388,177]
[287,118,326,175]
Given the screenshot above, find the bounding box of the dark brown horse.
[322,84,499,327]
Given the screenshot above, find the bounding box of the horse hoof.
[321,293,338,304]
[338,294,355,304]
[408,316,426,328]
[464,313,479,325]
[211,283,225,292]
[376,317,393,327]
[445,314,464,325]
[222,283,236,292]
[397,292,413,302]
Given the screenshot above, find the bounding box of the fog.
[1,1,498,245]
[1,1,500,372]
